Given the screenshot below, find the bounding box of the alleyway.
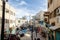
[1,0,60,40]
[21,31,46,40]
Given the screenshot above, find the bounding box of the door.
[56,31,60,40]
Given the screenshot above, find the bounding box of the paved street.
[20,31,46,40]
[1,0,60,40]
[20,31,31,40]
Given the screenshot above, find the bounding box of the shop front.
[49,27,60,40]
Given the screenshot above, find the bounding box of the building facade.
[30,11,45,27]
[0,0,16,34]
[16,18,28,27]
[44,12,50,23]
[35,11,45,21]
[48,0,60,26]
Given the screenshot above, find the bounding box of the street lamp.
[1,0,8,40]
[30,21,33,40]
[30,15,34,40]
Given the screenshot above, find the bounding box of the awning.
[49,26,60,31]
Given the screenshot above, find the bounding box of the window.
[10,20,13,23]
[50,0,53,4]
[6,9,9,13]
[56,9,59,14]
[54,10,56,17]
[44,18,47,22]
[0,6,2,11]
[58,8,60,13]
[57,16,60,23]
[5,19,9,23]
[56,7,60,16]
[57,17,59,23]
[51,22,55,26]
[18,20,20,23]
[10,11,15,15]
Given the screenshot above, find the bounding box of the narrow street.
[20,31,46,40]
[20,31,31,40]
[1,0,60,40]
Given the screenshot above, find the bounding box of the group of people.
[37,26,47,38]
[4,32,20,40]
[4,26,23,40]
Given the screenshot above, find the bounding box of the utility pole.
[31,25,33,40]
[1,0,8,40]
[29,14,33,40]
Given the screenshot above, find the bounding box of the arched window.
[51,22,55,26]
[56,7,60,16]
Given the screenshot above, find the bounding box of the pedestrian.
[7,34,20,40]
[39,27,42,35]
[36,27,38,37]
[41,31,46,38]
[37,38,40,40]
[34,38,36,40]
[7,34,16,40]
[37,27,41,33]
[16,28,19,31]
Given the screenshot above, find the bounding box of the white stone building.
[16,18,28,27]
[35,11,45,21]
[0,0,16,34]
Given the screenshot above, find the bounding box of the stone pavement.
[20,31,46,40]
[20,31,31,40]
[33,32,46,40]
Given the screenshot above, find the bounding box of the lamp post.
[31,25,33,40]
[1,0,8,40]
[30,15,33,40]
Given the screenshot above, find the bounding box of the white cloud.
[15,0,47,18]
[15,7,35,18]
[38,0,47,11]
[39,7,47,11]
[25,13,30,16]
[19,1,27,5]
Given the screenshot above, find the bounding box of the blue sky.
[8,0,48,19]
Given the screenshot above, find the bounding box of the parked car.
[16,28,27,37]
